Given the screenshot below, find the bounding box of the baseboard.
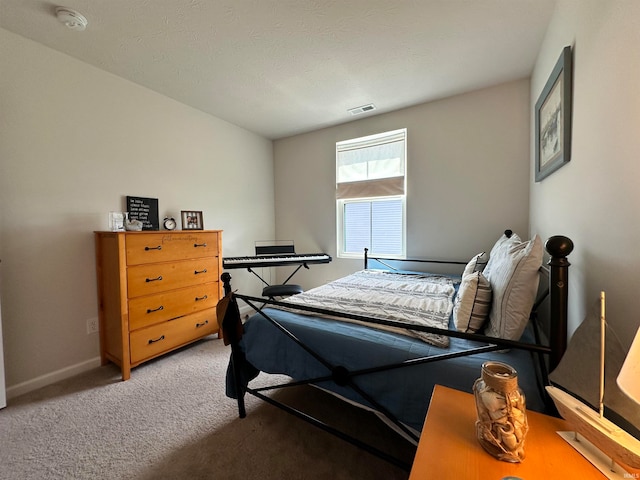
[6,356,102,400]
[7,307,257,401]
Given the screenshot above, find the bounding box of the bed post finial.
[364,248,369,269]
[546,235,573,370]
[546,235,574,260]
[221,272,232,296]
[504,229,513,238]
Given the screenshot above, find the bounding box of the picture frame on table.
[109,211,126,232]
[535,45,573,182]
[181,210,203,230]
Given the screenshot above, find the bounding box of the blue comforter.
[226,306,546,433]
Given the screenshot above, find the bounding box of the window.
[336,128,406,258]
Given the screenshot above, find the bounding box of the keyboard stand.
[223,244,331,299]
[245,263,306,303]
[245,261,309,288]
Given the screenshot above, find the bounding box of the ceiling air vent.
[347,104,376,116]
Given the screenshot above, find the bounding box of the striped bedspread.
[279,270,456,348]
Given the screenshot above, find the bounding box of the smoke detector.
[55,7,88,31]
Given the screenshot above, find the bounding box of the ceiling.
[0,0,556,140]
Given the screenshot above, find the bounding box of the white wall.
[530,0,640,343]
[273,79,532,288]
[0,28,275,395]
[0,264,5,408]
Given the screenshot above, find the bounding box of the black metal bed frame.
[220,232,573,471]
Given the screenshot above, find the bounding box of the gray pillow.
[484,234,543,340]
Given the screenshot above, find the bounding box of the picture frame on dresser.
[126,196,160,230]
[535,45,573,182]
[108,211,126,231]
[181,210,203,230]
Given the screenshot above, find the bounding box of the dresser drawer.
[129,308,217,364]
[126,232,220,265]
[128,282,219,330]
[127,257,219,298]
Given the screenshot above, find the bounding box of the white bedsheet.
[280,270,456,348]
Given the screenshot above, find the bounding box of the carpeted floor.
[0,337,415,479]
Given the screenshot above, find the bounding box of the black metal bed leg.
[230,344,247,418]
[221,271,247,418]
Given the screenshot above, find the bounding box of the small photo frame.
[181,210,203,230]
[109,211,126,231]
[535,45,573,182]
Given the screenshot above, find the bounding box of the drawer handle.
[195,295,208,302]
[196,320,209,328]
[145,275,163,282]
[145,246,162,251]
[146,305,164,313]
[193,243,207,248]
[148,335,165,344]
[194,269,207,275]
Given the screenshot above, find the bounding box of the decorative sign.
[126,196,159,230]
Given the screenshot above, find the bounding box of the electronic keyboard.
[223,253,331,269]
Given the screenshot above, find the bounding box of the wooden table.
[409,385,604,479]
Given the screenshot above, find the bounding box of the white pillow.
[453,270,492,333]
[463,252,485,277]
[484,234,543,340]
[482,232,521,279]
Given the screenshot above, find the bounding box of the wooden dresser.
[95,230,223,380]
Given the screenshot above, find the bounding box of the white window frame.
[336,129,407,259]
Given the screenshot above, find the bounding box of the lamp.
[617,327,640,405]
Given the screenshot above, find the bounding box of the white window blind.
[343,199,403,255]
[336,129,406,199]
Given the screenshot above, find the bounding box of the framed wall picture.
[181,210,203,230]
[535,45,573,182]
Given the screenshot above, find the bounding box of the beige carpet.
[0,337,415,479]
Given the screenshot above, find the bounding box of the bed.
[219,230,573,470]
